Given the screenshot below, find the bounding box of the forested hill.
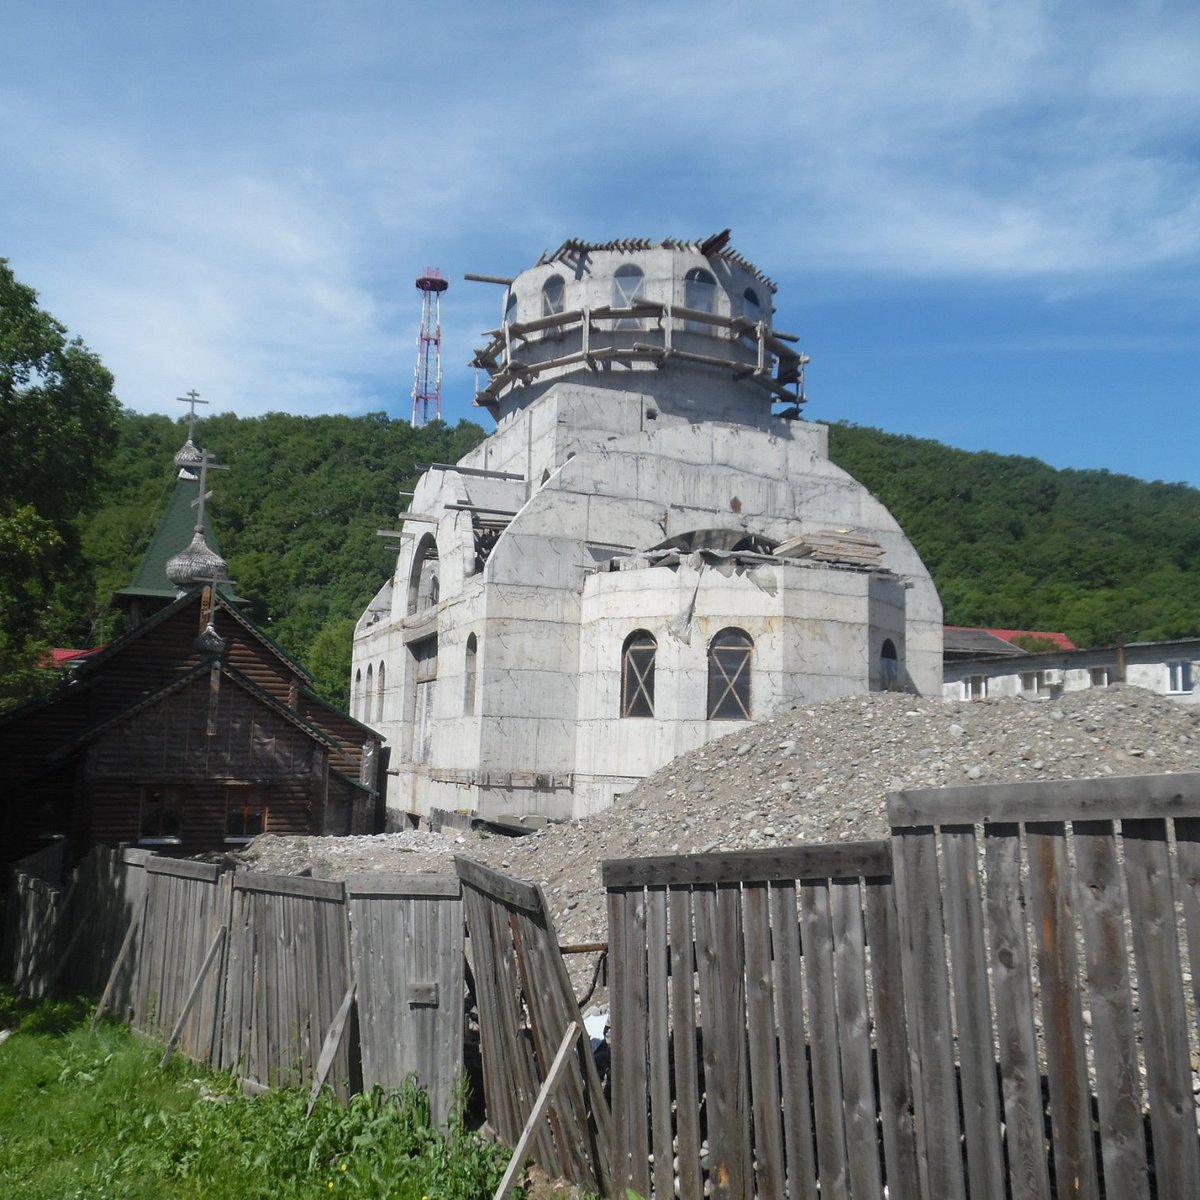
[74,410,1200,705]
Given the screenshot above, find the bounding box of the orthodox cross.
[192,448,229,535]
[176,389,208,443]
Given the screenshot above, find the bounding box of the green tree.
[0,260,119,710]
[306,616,356,709]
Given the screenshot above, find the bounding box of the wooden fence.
[604,771,1200,1200]
[457,855,613,1196]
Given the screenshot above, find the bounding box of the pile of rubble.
[236,685,1200,955]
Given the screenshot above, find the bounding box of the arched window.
[707,628,753,720]
[743,287,762,322]
[504,290,517,326]
[407,534,439,613]
[880,640,899,692]
[542,275,565,317]
[464,633,478,716]
[376,661,386,721]
[684,267,717,313]
[353,668,363,719]
[621,630,656,718]
[365,664,373,715]
[612,264,644,330]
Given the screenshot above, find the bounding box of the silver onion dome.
[166,530,230,592]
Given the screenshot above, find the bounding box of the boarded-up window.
[621,630,656,718]
[412,636,438,763]
[707,628,752,720]
[140,785,184,843]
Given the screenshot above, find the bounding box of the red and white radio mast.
[411,267,448,427]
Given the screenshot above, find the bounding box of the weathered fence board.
[346,873,464,1125]
[456,856,611,1197]
[220,870,354,1098]
[604,841,914,1200]
[889,774,1200,1200]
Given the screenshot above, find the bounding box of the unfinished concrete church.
[353,234,943,827]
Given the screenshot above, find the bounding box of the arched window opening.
[376,661,386,721]
[880,639,899,692]
[504,290,517,326]
[542,275,565,317]
[621,631,656,718]
[366,664,373,710]
[408,534,440,614]
[613,264,645,331]
[353,668,363,719]
[684,267,717,313]
[464,633,478,716]
[743,287,762,322]
[707,628,753,720]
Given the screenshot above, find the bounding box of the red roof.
[49,647,104,666]
[945,626,1076,651]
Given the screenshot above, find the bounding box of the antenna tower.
[411,267,448,427]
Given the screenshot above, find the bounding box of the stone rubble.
[235,685,1200,960]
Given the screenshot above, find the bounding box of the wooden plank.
[668,887,703,1200]
[742,881,784,1200]
[831,879,883,1200]
[602,840,891,888]
[890,772,1200,828]
[940,825,1005,1200]
[232,869,344,902]
[615,885,650,1197]
[1175,817,1200,1060]
[768,882,818,1199]
[891,826,967,1200]
[492,1022,583,1200]
[91,890,147,1030]
[863,877,921,1200]
[801,879,849,1200]
[1122,818,1200,1200]
[1073,820,1150,1200]
[160,925,227,1067]
[345,873,460,897]
[644,887,674,1200]
[144,857,224,883]
[1026,822,1099,1200]
[305,984,356,1116]
[984,824,1051,1200]
[457,856,542,913]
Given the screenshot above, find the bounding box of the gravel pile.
[235,685,1200,959]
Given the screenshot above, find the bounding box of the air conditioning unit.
[1044,669,1064,685]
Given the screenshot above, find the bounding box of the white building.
[944,638,1200,705]
[353,235,943,827]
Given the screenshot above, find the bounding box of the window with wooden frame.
[621,630,657,718]
[707,628,753,720]
[139,785,184,844]
[224,785,268,842]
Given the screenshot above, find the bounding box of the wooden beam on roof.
[464,273,514,286]
[445,503,519,517]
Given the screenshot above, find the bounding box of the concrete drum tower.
[355,234,943,828]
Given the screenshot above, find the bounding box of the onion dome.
[174,437,203,478]
[166,530,230,592]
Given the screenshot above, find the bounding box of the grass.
[0,988,514,1199]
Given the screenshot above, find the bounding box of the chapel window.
[707,628,752,720]
[542,275,565,317]
[353,668,363,719]
[684,267,717,313]
[376,662,386,722]
[505,290,517,326]
[140,785,184,844]
[621,630,657,718]
[743,287,762,322]
[408,534,439,613]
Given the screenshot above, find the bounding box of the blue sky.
[4,0,1199,485]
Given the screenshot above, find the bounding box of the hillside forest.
[9,259,1198,716]
[43,409,1198,711]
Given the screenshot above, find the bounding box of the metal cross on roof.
[176,388,209,442]
[191,448,229,534]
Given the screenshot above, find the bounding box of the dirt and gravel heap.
[235,685,1200,955]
